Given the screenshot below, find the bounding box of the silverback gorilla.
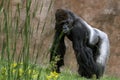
[50,9,110,79]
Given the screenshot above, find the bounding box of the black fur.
[50,9,109,79]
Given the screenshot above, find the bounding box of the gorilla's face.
[55,9,73,34]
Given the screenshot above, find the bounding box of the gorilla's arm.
[50,30,66,72]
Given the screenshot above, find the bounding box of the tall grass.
[0,0,54,80]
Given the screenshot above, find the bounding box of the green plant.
[0,0,54,80]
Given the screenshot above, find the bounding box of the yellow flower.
[19,62,23,65]
[12,69,16,74]
[32,74,38,79]
[54,74,59,78]
[27,69,39,79]
[51,71,59,78]
[19,68,24,76]
[46,75,52,80]
[46,71,59,80]
[11,62,17,68]
[32,70,39,78]
[28,69,32,74]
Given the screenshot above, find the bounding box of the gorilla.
[50,9,110,79]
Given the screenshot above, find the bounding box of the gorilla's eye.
[60,20,69,25]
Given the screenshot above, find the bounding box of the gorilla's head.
[55,9,69,23]
[55,9,76,34]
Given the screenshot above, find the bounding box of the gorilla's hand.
[63,24,70,33]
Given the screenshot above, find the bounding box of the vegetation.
[0,0,119,80]
[0,61,120,80]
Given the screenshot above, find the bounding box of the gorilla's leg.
[76,46,104,78]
